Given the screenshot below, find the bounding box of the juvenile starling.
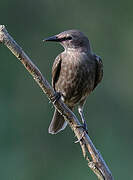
[43,30,103,134]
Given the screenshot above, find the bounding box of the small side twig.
[0,25,114,180]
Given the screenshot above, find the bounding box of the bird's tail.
[48,109,67,134]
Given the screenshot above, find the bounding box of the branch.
[0,25,114,180]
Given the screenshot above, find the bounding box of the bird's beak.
[43,35,59,42]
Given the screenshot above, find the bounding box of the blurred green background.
[0,0,133,179]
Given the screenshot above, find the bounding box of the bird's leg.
[78,106,88,134]
[75,106,88,143]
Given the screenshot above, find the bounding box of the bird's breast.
[55,52,96,106]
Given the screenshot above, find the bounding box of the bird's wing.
[93,55,103,89]
[52,54,62,90]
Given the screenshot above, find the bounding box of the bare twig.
[0,25,114,180]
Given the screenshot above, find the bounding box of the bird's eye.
[66,36,72,40]
[58,36,72,42]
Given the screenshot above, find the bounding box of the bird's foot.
[82,121,88,134]
[75,130,86,143]
[74,124,88,143]
[51,92,61,104]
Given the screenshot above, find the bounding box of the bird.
[43,29,103,134]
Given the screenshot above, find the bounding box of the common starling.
[43,30,103,134]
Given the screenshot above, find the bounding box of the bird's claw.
[74,124,88,143]
[75,131,86,143]
[51,92,61,104]
[76,123,88,134]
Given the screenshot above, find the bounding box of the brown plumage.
[44,30,103,134]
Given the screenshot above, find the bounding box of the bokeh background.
[0,0,133,179]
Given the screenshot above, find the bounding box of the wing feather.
[52,55,62,90]
[93,55,103,89]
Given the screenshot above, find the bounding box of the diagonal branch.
[0,25,114,180]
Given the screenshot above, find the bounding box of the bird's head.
[43,29,91,52]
